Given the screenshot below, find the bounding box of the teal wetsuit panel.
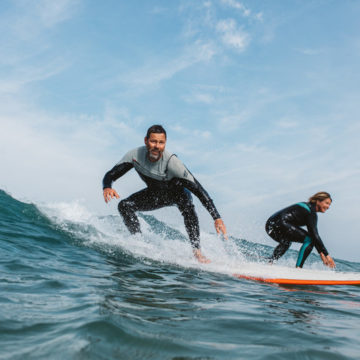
[296,202,311,213]
[296,236,312,267]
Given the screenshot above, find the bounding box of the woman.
[265,191,335,268]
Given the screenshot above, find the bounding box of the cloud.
[220,0,263,20]
[170,125,212,140]
[0,102,147,211]
[120,41,216,88]
[183,92,214,104]
[179,1,259,57]
[216,19,250,51]
[220,0,251,16]
[275,119,299,129]
[295,47,324,55]
[3,0,80,41]
[0,59,68,94]
[35,0,80,28]
[219,113,248,131]
[150,6,168,15]
[0,0,79,94]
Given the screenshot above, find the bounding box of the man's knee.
[118,199,141,234]
[118,199,134,215]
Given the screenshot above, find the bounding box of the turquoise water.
[1,189,360,360]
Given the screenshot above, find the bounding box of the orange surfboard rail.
[233,274,360,286]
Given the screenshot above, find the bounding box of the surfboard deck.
[234,273,360,286]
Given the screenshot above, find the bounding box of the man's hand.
[103,188,120,203]
[320,253,336,268]
[214,218,228,240]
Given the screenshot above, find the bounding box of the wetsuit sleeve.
[177,177,221,220]
[102,163,133,189]
[102,150,134,189]
[307,214,329,256]
[167,155,221,220]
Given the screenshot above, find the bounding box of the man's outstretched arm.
[175,177,228,240]
[166,155,228,240]
[102,162,133,203]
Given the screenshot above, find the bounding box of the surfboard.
[233,273,360,286]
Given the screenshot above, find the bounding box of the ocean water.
[1,189,360,360]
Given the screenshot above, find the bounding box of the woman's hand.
[320,253,336,268]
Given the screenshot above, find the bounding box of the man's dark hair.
[146,124,167,139]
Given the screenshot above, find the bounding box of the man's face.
[144,132,166,162]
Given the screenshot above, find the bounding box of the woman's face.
[316,198,332,213]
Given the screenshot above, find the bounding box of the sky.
[1,0,360,261]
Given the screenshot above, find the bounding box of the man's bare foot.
[193,249,211,263]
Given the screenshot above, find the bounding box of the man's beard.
[149,150,161,161]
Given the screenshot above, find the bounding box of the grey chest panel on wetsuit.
[118,146,195,184]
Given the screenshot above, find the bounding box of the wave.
[2,189,360,360]
[1,189,359,281]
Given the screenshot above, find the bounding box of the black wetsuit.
[102,146,220,249]
[265,202,328,267]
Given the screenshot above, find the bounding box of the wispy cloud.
[221,0,251,17]
[219,113,249,131]
[0,101,147,209]
[275,119,299,129]
[35,0,80,28]
[150,6,168,15]
[0,59,68,94]
[0,0,79,94]
[3,0,80,40]
[295,47,324,55]
[170,124,212,140]
[183,92,214,104]
[221,0,263,20]
[120,41,216,88]
[179,0,259,56]
[216,19,250,51]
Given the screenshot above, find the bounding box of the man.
[102,124,227,263]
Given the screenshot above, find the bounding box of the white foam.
[38,200,360,282]
[41,200,93,223]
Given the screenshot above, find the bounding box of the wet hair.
[146,125,167,139]
[308,191,332,203]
